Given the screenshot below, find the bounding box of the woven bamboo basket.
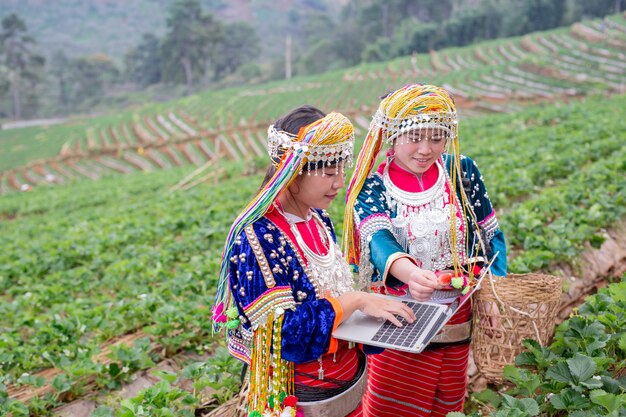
[472,273,562,383]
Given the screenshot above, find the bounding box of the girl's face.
[392,128,448,176]
[289,164,346,210]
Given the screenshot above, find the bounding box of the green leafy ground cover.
[453,278,626,417]
[0,94,624,414]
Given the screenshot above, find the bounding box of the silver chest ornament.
[383,161,466,271]
[287,212,355,298]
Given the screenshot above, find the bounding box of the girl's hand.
[388,258,443,301]
[359,293,416,327]
[406,268,441,301]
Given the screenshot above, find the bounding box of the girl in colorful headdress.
[343,85,507,416]
[213,105,416,417]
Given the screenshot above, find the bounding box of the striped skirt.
[362,302,471,417]
[295,340,363,416]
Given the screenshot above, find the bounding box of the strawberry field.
[0,11,625,417]
[457,280,626,417]
[1,90,624,414]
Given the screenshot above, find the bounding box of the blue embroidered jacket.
[227,209,338,364]
[353,154,507,287]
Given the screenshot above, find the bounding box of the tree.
[68,54,120,109]
[125,33,162,87]
[298,39,340,75]
[212,22,260,80]
[50,50,71,111]
[392,19,440,55]
[161,0,223,95]
[0,13,44,119]
[443,6,492,46]
[361,37,395,62]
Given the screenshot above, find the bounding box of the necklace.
[289,215,335,268]
[379,159,467,271]
[273,202,354,298]
[382,158,445,207]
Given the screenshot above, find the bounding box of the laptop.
[333,255,497,353]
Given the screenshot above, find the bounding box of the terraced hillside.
[1,91,624,415]
[0,13,625,194]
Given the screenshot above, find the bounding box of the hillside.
[0,13,624,192]
[0,0,344,61]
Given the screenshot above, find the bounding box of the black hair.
[379,90,394,100]
[259,105,326,190]
[273,104,326,135]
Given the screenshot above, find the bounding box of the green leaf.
[91,407,114,417]
[502,366,542,397]
[500,394,540,416]
[159,409,174,417]
[7,401,30,416]
[567,354,596,383]
[472,388,502,408]
[51,374,71,393]
[589,389,625,413]
[151,369,177,384]
[580,378,604,390]
[181,394,198,406]
[108,362,121,377]
[515,339,558,369]
[17,373,46,387]
[600,375,623,394]
[545,361,571,384]
[550,393,568,410]
[514,352,537,366]
[518,398,540,416]
[550,388,591,410]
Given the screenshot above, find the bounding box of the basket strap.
[486,274,543,342]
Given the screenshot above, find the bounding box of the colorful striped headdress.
[343,84,465,265]
[214,112,355,326]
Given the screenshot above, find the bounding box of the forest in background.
[0,0,621,120]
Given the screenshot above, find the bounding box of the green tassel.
[226,306,239,319]
[226,319,241,329]
[451,277,464,289]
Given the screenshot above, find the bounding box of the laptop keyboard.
[371,301,444,349]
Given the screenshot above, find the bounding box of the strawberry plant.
[460,279,626,417]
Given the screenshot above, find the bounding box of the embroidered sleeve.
[229,220,341,366]
[368,229,413,292]
[228,226,296,412]
[353,175,408,289]
[281,296,340,362]
[229,226,296,330]
[461,156,507,276]
[228,221,342,412]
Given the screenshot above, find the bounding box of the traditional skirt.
[295,340,363,416]
[362,302,471,417]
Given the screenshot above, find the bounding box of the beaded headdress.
[343,84,469,267]
[214,111,355,321]
[371,86,458,144]
[266,113,354,175]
